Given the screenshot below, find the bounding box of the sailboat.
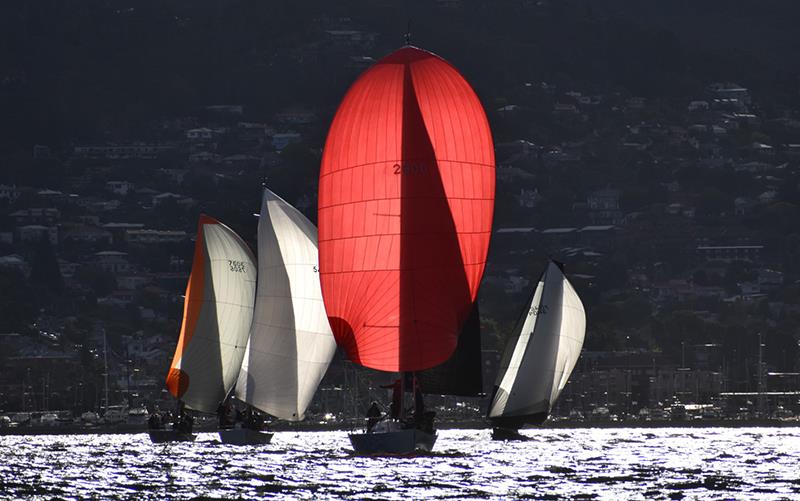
[220,187,337,445]
[318,45,495,454]
[488,260,586,440]
[149,215,256,443]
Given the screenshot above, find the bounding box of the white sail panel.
[551,276,586,400]
[488,278,544,418]
[235,188,337,421]
[169,217,256,413]
[489,261,586,422]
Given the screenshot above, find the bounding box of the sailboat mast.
[399,373,406,420]
[103,328,109,414]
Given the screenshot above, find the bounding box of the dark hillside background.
[1,0,798,153]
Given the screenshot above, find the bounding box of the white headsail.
[167,215,257,414]
[235,188,337,421]
[488,260,586,424]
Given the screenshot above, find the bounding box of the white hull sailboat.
[488,260,586,440]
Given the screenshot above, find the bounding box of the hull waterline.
[218,428,274,445]
[491,427,531,441]
[349,428,437,455]
[148,429,196,444]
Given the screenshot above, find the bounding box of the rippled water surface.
[1,427,799,499]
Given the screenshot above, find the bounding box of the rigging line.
[319,229,491,243]
[319,194,494,210]
[318,158,494,180]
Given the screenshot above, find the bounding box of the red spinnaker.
[318,46,495,372]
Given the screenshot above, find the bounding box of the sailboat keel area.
[218,428,274,446]
[349,428,437,455]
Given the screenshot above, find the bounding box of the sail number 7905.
[228,260,247,273]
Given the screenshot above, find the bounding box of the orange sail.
[318,46,495,372]
[166,215,256,412]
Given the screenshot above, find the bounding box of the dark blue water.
[1,428,798,499]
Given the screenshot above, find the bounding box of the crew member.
[366,401,382,432]
[380,379,402,419]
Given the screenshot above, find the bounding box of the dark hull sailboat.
[218,428,273,446]
[350,428,436,455]
[490,427,531,442]
[488,261,586,440]
[148,429,196,444]
[151,216,257,444]
[489,413,547,441]
[318,45,495,455]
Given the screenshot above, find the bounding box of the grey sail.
[488,261,586,427]
[417,301,483,397]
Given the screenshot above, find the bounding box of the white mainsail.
[235,188,337,421]
[488,260,586,424]
[167,215,257,414]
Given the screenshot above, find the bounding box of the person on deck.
[250,410,265,431]
[366,401,382,432]
[220,401,238,429]
[148,411,163,430]
[380,379,402,419]
[414,382,425,421]
[243,408,263,430]
[174,402,193,433]
[179,412,194,433]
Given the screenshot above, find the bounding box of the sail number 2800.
[392,162,429,175]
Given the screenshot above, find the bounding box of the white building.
[93,251,133,274]
[105,181,135,196]
[18,225,58,245]
[126,229,187,244]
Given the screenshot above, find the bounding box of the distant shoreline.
[1,418,798,437]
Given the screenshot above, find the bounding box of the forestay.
[488,261,586,424]
[235,188,336,421]
[166,215,256,413]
